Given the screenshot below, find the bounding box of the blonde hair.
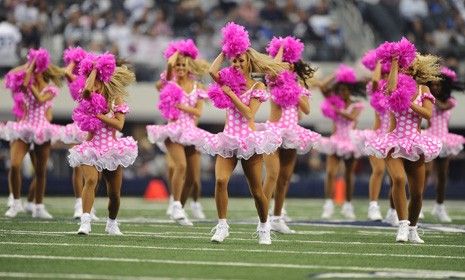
[246,48,288,77]
[43,64,65,87]
[184,56,210,76]
[407,53,441,85]
[83,66,136,106]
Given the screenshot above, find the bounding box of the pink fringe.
[72,92,108,132]
[361,49,377,71]
[321,95,345,120]
[27,48,51,73]
[158,82,183,121]
[68,75,86,101]
[441,67,457,81]
[370,80,388,113]
[335,64,357,84]
[266,36,304,63]
[388,73,417,113]
[164,39,199,59]
[4,70,26,92]
[207,66,247,109]
[207,83,233,109]
[79,53,116,83]
[376,37,416,69]
[63,46,87,65]
[221,22,250,59]
[267,70,301,107]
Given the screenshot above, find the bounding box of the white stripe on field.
[2,229,465,249]
[313,271,465,279]
[0,272,214,280]
[2,241,465,260]
[1,254,465,276]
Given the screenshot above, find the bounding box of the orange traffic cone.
[144,179,169,201]
[333,177,346,206]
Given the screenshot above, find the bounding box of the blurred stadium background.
[1,0,464,198]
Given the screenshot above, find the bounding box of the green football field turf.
[1,197,464,279]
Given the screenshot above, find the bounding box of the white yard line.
[1,241,465,260]
[1,254,465,276]
[1,229,465,249]
[0,272,214,280]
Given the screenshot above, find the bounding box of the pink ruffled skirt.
[2,120,61,144]
[317,134,363,159]
[423,132,464,158]
[60,123,88,144]
[146,123,211,152]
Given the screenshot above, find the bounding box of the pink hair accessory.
[72,92,108,132]
[388,73,417,113]
[267,70,301,107]
[63,47,87,65]
[158,82,183,121]
[164,39,199,59]
[27,48,51,73]
[376,37,416,69]
[335,64,357,84]
[266,36,304,63]
[441,67,457,81]
[221,22,250,59]
[79,52,116,83]
[4,70,26,92]
[320,95,345,120]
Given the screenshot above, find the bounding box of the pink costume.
[256,87,321,154]
[68,103,138,171]
[318,100,365,159]
[423,98,464,157]
[365,90,442,162]
[146,82,212,152]
[201,84,282,160]
[3,85,61,144]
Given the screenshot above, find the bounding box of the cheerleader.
[61,46,99,220]
[317,65,365,220]
[146,39,211,225]
[260,37,321,233]
[68,52,137,235]
[424,67,465,222]
[201,22,285,244]
[365,38,442,243]
[3,48,64,219]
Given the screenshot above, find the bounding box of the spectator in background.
[50,2,67,34]
[106,10,132,58]
[0,13,22,75]
[149,9,172,38]
[81,0,111,16]
[399,0,428,21]
[14,0,40,48]
[63,5,86,47]
[260,0,287,23]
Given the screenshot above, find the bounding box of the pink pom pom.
[335,64,357,84]
[320,95,345,120]
[361,49,377,71]
[4,70,26,92]
[221,22,250,59]
[370,80,388,113]
[27,48,51,73]
[72,92,108,132]
[78,53,116,83]
[376,37,416,70]
[164,39,199,59]
[158,82,183,121]
[441,67,457,81]
[388,73,417,113]
[207,83,233,109]
[68,75,86,101]
[266,36,304,63]
[267,70,301,107]
[12,92,25,119]
[78,53,96,77]
[63,46,87,65]
[218,66,246,95]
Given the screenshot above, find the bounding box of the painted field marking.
[1,254,465,277]
[2,241,465,260]
[1,229,465,249]
[0,272,214,280]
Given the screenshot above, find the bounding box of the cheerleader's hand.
[221,85,233,96]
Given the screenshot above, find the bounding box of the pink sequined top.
[425,98,456,136]
[223,84,268,137]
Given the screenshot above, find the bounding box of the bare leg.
[8,140,30,199]
[32,142,51,204]
[404,156,426,226]
[72,167,84,198]
[325,155,340,199]
[368,156,385,202]
[263,151,280,200]
[214,156,237,219]
[166,154,175,195]
[102,166,123,219]
[165,140,187,201]
[81,165,99,213]
[385,156,407,220]
[241,154,268,223]
[180,146,200,206]
[274,149,297,216]
[434,157,449,204]
[27,150,36,203]
[344,157,356,202]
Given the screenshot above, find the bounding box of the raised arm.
[64,62,76,82]
[410,85,433,120]
[315,73,335,97]
[23,61,36,88]
[371,60,382,90]
[30,85,55,103]
[165,52,178,82]
[337,105,362,121]
[386,58,398,95]
[209,52,225,83]
[435,99,455,111]
[298,95,310,115]
[96,98,126,131]
[273,45,284,63]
